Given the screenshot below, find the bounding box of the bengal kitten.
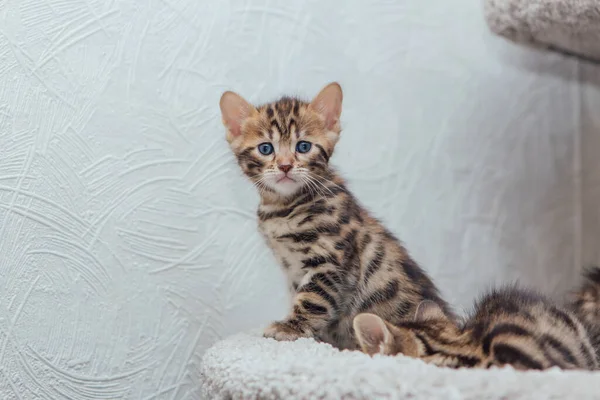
[219,82,453,349]
[353,280,600,371]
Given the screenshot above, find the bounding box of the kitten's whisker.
[252,175,269,195]
[311,172,344,191]
[303,175,326,198]
[298,175,315,197]
[305,177,323,198]
[308,173,335,197]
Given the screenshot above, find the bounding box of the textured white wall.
[0,0,598,398]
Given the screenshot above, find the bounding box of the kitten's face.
[219,83,343,198]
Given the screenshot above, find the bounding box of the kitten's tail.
[570,267,600,357]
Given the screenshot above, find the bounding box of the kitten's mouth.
[277,176,295,183]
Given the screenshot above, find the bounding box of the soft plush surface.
[484,0,600,62]
[200,331,600,399]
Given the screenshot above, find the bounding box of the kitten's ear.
[309,82,343,132]
[219,91,257,142]
[353,313,392,356]
[414,300,447,322]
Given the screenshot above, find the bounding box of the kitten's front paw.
[263,321,311,341]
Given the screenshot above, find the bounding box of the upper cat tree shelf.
[484,0,600,63]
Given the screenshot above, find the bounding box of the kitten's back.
[466,286,597,370]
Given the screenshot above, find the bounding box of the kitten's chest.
[258,218,307,281]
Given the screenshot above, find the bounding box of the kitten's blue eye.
[296,141,312,154]
[258,143,274,155]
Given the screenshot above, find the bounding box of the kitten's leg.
[264,267,341,341]
[421,354,485,369]
[421,355,469,368]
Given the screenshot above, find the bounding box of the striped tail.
[570,267,600,359]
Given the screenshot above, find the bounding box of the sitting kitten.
[219,82,453,349]
[354,279,600,371]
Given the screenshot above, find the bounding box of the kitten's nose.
[278,164,293,174]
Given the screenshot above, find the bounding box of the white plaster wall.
[0,0,598,398]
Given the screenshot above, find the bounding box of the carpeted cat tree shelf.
[484,0,600,63]
[200,331,600,399]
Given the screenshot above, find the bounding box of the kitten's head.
[219,83,343,198]
[353,301,458,357]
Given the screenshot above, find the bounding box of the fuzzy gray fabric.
[484,0,600,62]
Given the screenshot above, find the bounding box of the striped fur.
[354,286,598,370]
[569,266,600,360]
[219,83,452,350]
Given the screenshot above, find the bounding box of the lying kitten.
[219,82,453,349]
[354,276,600,370]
